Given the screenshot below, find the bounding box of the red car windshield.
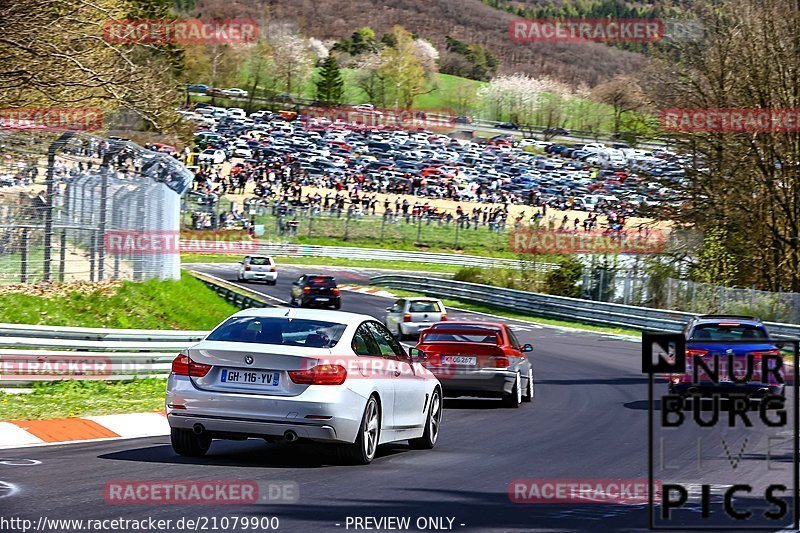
[421,328,500,344]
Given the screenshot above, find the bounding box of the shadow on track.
[537,377,650,386]
[98,440,412,468]
[442,398,511,409]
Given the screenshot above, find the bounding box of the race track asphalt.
[0,263,793,532]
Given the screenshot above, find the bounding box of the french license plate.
[442,356,477,365]
[220,368,279,387]
[316,297,329,302]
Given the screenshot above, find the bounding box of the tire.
[409,388,442,450]
[333,301,341,310]
[522,369,534,403]
[501,372,522,408]
[338,396,380,465]
[170,428,211,457]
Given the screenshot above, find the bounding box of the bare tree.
[267,24,313,95]
[649,0,800,291]
[0,0,182,131]
[591,76,647,133]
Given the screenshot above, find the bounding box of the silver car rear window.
[207,317,346,348]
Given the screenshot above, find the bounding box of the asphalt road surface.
[0,263,795,532]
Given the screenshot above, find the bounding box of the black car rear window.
[207,317,345,347]
[309,276,336,286]
[690,324,768,341]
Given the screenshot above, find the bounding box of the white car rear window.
[409,301,441,313]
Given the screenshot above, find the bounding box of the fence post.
[343,210,350,241]
[623,274,631,305]
[20,228,29,283]
[59,230,67,282]
[96,151,113,281]
[598,269,605,301]
[416,213,422,244]
[89,230,97,282]
[667,278,673,309]
[43,132,76,281]
[454,219,459,249]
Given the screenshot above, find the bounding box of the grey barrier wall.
[369,274,800,336]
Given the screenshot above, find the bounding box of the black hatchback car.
[290,274,341,309]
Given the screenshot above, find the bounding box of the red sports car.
[412,322,534,407]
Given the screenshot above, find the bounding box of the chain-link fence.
[582,268,800,324]
[0,131,192,283]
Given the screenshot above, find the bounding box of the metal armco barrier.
[0,271,276,386]
[369,274,800,336]
[182,241,557,271]
[188,269,278,309]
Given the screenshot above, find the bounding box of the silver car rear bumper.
[429,368,517,396]
[168,412,338,441]
[166,375,364,443]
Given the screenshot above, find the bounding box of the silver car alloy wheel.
[429,393,442,444]
[364,400,379,460]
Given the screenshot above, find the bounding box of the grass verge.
[181,253,462,273]
[0,272,238,329]
[378,286,640,337]
[0,378,166,420]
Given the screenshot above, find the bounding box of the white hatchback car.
[384,298,447,339]
[166,308,443,464]
[237,255,277,285]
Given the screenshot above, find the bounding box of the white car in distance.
[237,255,277,284]
[221,88,248,98]
[384,298,447,339]
[166,308,443,464]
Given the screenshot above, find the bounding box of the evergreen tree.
[315,54,344,104]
